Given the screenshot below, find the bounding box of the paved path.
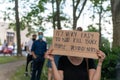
[0,60,26,80]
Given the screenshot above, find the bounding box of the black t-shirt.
[58,56,96,80]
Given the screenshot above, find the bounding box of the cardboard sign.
[52,30,99,59]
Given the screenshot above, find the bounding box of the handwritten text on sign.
[52,30,99,59]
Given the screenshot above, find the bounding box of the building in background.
[0,22,30,46]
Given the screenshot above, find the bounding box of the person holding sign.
[45,27,106,80]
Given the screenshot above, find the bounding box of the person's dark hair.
[32,34,37,37]
[76,27,83,31]
[38,32,43,35]
[32,34,37,41]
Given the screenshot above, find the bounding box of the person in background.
[0,45,3,53]
[7,42,14,55]
[24,34,37,76]
[45,27,106,80]
[24,42,28,51]
[30,32,47,80]
[46,45,60,80]
[2,40,7,49]
[47,54,60,80]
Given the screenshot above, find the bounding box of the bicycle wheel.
[27,60,33,77]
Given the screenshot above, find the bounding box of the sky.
[0,0,113,42]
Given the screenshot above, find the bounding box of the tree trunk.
[98,0,102,48]
[72,0,87,30]
[72,0,77,30]
[111,0,120,48]
[15,0,22,56]
[52,0,56,30]
[56,0,61,29]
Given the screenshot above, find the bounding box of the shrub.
[100,47,120,80]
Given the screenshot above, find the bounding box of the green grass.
[10,60,48,80]
[0,56,26,64]
[10,65,30,80]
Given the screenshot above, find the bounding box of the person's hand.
[97,50,106,63]
[44,49,54,61]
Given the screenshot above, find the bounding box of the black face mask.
[32,39,36,41]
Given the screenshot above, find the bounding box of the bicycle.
[24,55,33,76]
[27,60,33,77]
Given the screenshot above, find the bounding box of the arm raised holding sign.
[91,50,106,80]
[45,49,63,80]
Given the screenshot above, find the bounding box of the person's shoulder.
[87,58,96,69]
[87,58,95,65]
[32,40,39,44]
[35,40,39,42]
[42,40,47,44]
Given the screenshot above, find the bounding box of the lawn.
[0,56,48,80]
[0,56,26,64]
[10,60,48,80]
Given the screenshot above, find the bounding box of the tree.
[15,0,22,56]
[1,0,46,35]
[72,0,87,30]
[56,0,62,29]
[86,25,118,80]
[22,0,53,34]
[90,0,111,48]
[52,0,56,29]
[111,0,120,48]
[47,0,71,30]
[1,0,43,55]
[48,0,87,30]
